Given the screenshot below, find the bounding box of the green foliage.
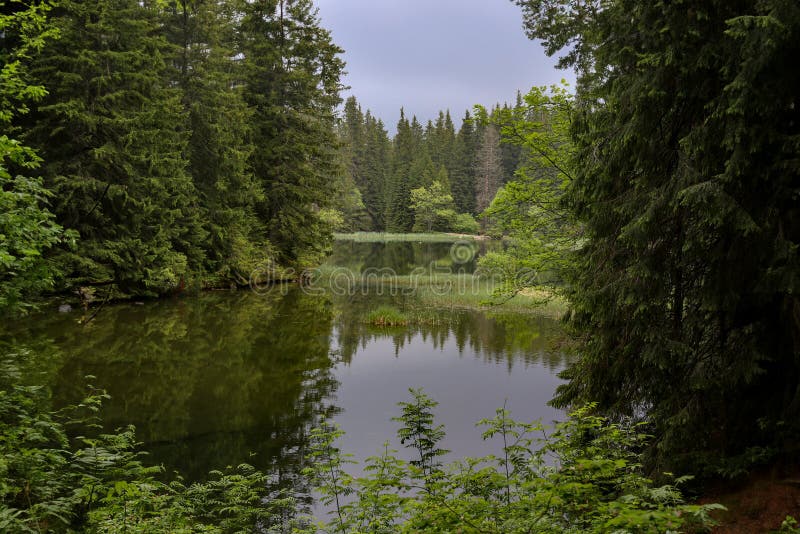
[450,110,478,215]
[339,98,488,233]
[0,0,68,313]
[410,179,455,233]
[336,97,389,231]
[240,0,345,269]
[517,0,800,473]
[450,213,480,235]
[478,83,579,301]
[25,0,207,295]
[5,0,346,301]
[303,422,355,532]
[393,388,450,480]
[162,0,270,285]
[0,166,68,313]
[780,516,800,534]
[1,347,722,534]
[0,355,299,533]
[308,390,723,533]
[386,111,424,232]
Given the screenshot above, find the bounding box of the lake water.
[3,239,568,499]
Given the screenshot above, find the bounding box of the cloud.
[315,0,573,131]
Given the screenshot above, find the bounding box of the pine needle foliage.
[515,0,800,473]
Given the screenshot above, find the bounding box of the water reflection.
[334,298,568,372]
[3,242,568,491]
[3,291,339,487]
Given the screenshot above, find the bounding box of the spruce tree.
[162,0,266,283]
[499,102,523,184]
[361,112,392,230]
[387,110,417,232]
[518,0,800,471]
[450,111,478,215]
[240,0,344,267]
[26,0,206,295]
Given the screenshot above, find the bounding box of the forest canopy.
[2,0,344,307]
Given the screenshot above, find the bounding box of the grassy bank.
[312,266,568,317]
[414,283,568,317]
[333,232,485,243]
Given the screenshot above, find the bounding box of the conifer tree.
[518,0,800,470]
[361,112,392,230]
[240,0,344,267]
[450,110,478,214]
[499,102,523,184]
[387,110,419,232]
[162,0,266,282]
[26,0,206,295]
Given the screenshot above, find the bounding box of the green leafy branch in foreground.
[1,0,73,315]
[0,361,297,533]
[304,390,724,534]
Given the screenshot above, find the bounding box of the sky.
[314,0,574,132]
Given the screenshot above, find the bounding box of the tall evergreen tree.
[162,0,265,282]
[361,112,392,230]
[240,0,344,267]
[499,102,523,184]
[425,110,456,189]
[450,110,478,214]
[518,0,800,471]
[387,110,419,232]
[26,0,206,295]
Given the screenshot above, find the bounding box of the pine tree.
[518,0,800,470]
[26,0,206,295]
[240,0,344,267]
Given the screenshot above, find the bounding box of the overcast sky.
[314,0,574,132]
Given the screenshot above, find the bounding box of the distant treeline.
[330,95,529,233]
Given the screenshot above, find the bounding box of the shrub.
[449,212,480,235]
[307,390,725,533]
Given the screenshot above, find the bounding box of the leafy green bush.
[781,516,800,533]
[449,212,480,235]
[305,390,724,533]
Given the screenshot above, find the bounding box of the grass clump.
[365,306,409,326]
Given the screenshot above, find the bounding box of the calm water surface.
[4,240,568,491]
